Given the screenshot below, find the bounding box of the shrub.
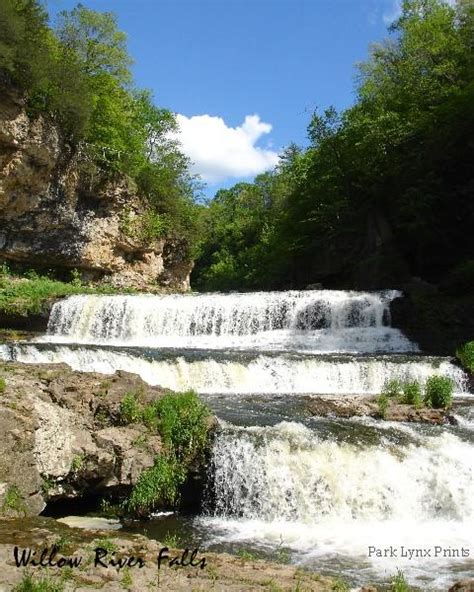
[400,380,422,407]
[456,341,474,373]
[0,376,5,393]
[152,390,210,461]
[382,378,403,398]
[125,454,186,515]
[119,390,144,424]
[377,393,390,419]
[124,390,211,516]
[424,376,453,409]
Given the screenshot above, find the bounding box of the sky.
[47,0,406,195]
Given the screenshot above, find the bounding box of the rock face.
[0,361,173,517]
[305,394,456,425]
[0,84,192,291]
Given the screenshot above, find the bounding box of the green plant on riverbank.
[377,393,389,418]
[13,573,64,592]
[0,376,5,393]
[379,375,452,412]
[400,380,422,407]
[0,269,133,316]
[456,341,474,373]
[424,376,453,409]
[2,484,26,516]
[124,390,211,516]
[390,569,411,591]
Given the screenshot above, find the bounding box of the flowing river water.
[1,290,473,589]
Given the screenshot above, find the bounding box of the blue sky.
[48,0,402,194]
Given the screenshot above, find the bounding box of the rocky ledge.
[0,518,339,592]
[0,84,192,291]
[0,361,211,517]
[305,394,457,425]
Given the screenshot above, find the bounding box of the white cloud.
[383,0,456,24]
[173,113,280,184]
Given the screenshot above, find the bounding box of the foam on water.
[200,421,474,589]
[42,290,418,353]
[0,343,467,395]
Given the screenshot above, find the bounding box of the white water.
[1,344,467,395]
[2,287,472,589]
[201,421,474,589]
[42,290,418,353]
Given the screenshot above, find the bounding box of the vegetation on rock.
[0,266,130,316]
[0,0,202,258]
[456,341,474,373]
[122,390,212,516]
[424,375,454,409]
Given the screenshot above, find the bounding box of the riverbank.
[0,518,340,591]
[0,361,213,518]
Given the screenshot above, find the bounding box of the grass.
[456,340,474,373]
[163,531,181,548]
[236,548,258,561]
[124,390,211,516]
[331,577,350,592]
[0,376,5,393]
[2,484,26,516]
[390,569,411,591]
[377,393,390,418]
[0,267,133,316]
[12,573,64,592]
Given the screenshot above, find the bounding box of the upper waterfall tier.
[44,290,418,353]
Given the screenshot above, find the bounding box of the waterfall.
[42,290,417,353]
[209,422,473,522]
[1,344,468,395]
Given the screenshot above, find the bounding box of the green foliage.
[2,484,26,516]
[195,0,474,292]
[0,271,130,316]
[152,391,210,461]
[424,375,453,408]
[163,531,181,548]
[0,1,201,256]
[331,577,350,592]
[390,569,411,592]
[124,391,211,516]
[400,380,422,407]
[119,390,144,424]
[91,537,118,554]
[382,378,403,398]
[456,341,474,373]
[71,454,85,473]
[12,573,64,592]
[0,376,5,393]
[126,453,186,515]
[236,548,258,561]
[377,393,390,419]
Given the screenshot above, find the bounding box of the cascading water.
[1,288,472,590]
[42,290,417,353]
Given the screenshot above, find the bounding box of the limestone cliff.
[0,84,193,290]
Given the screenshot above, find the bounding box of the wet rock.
[449,581,474,592]
[305,394,454,425]
[0,361,186,515]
